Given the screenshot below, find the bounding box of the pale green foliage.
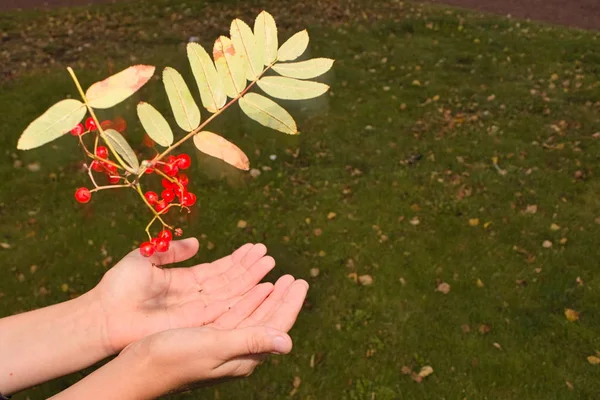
[272,58,335,79]
[162,67,201,131]
[137,102,173,147]
[230,19,262,81]
[101,128,139,171]
[187,43,226,113]
[257,76,329,100]
[17,99,86,150]
[214,36,246,98]
[17,10,334,172]
[254,11,278,66]
[239,93,298,135]
[277,30,309,62]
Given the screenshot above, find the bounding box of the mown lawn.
[1,1,600,399]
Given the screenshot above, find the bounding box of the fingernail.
[272,335,288,354]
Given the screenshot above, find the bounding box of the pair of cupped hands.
[86,238,307,394]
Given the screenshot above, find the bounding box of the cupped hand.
[93,238,277,353]
[121,274,309,392]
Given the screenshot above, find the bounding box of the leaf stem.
[67,66,136,174]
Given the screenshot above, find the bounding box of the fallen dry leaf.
[587,355,600,365]
[237,220,248,228]
[327,212,337,220]
[314,228,323,237]
[565,308,579,322]
[0,242,11,249]
[542,240,553,248]
[436,282,451,294]
[550,223,561,231]
[468,218,480,227]
[418,366,434,378]
[525,204,538,214]
[401,366,412,375]
[409,217,420,226]
[358,274,374,286]
[310,268,320,278]
[478,324,492,335]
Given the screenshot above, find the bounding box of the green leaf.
[86,65,155,109]
[17,99,86,150]
[137,102,173,147]
[239,92,297,135]
[193,131,250,170]
[163,67,201,131]
[257,76,329,100]
[277,30,309,62]
[272,58,334,79]
[187,43,226,113]
[254,11,278,66]
[231,19,263,81]
[213,36,247,98]
[101,128,139,171]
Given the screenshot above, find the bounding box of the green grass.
[2,1,600,398]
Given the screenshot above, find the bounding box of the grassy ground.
[1,1,600,399]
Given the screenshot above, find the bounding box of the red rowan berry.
[96,146,108,159]
[155,238,170,252]
[158,229,172,241]
[145,191,159,205]
[71,123,84,136]
[139,242,155,257]
[176,154,191,170]
[161,189,175,203]
[75,187,91,203]
[182,192,196,207]
[85,117,97,131]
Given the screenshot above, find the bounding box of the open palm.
[94,238,277,353]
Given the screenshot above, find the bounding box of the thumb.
[221,327,293,359]
[145,237,199,266]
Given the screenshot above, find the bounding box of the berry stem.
[67,66,136,174]
[89,184,130,193]
[150,61,277,165]
[135,184,173,231]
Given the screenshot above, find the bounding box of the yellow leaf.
[237,220,248,228]
[565,308,579,322]
[137,102,173,147]
[469,218,480,227]
[230,18,263,80]
[257,76,329,100]
[86,65,155,109]
[17,99,86,150]
[254,11,278,66]
[550,223,561,231]
[163,67,201,131]
[239,92,298,134]
[213,36,246,98]
[272,58,335,80]
[327,212,337,220]
[277,30,309,62]
[418,366,434,378]
[187,43,226,113]
[587,355,600,365]
[193,131,249,170]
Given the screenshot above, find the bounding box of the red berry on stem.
[71,123,84,136]
[96,146,108,159]
[145,167,154,174]
[167,155,177,164]
[177,173,189,186]
[163,163,179,177]
[75,187,92,203]
[139,242,155,257]
[176,154,191,170]
[158,229,172,241]
[161,178,174,190]
[91,161,104,172]
[85,117,97,131]
[108,176,120,184]
[155,238,170,252]
[105,163,118,175]
[161,189,175,203]
[174,228,183,237]
[182,192,196,207]
[155,200,168,213]
[174,186,187,200]
[144,191,159,205]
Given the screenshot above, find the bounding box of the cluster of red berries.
[139,229,173,257]
[143,153,196,214]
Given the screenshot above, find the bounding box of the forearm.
[49,344,172,400]
[0,290,112,395]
